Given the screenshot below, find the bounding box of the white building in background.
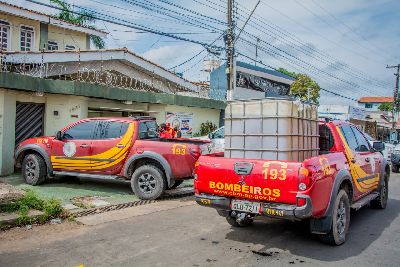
[358,97,393,112]
[318,105,366,121]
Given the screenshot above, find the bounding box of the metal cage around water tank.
[224,98,319,162]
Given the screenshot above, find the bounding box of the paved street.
[1,174,400,267]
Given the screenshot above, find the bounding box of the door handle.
[116,144,125,148]
[80,144,89,148]
[365,158,370,162]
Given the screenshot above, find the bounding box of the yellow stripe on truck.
[51,123,134,170]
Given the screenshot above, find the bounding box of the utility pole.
[225,0,235,101]
[387,64,400,129]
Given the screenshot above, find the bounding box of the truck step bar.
[53,171,129,182]
[350,192,379,210]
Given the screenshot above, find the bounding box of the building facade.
[0,1,106,52]
[0,3,225,176]
[358,96,393,112]
[209,61,295,101]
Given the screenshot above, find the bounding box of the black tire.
[225,212,253,227]
[21,153,47,185]
[392,165,399,173]
[371,175,388,209]
[131,165,166,200]
[169,180,184,189]
[320,189,350,245]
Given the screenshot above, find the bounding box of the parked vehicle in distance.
[364,132,394,162]
[15,117,209,200]
[196,126,225,154]
[194,120,390,245]
[390,144,400,173]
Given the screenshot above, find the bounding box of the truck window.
[340,125,359,151]
[139,121,158,139]
[319,124,334,154]
[63,121,97,140]
[351,126,371,152]
[213,127,224,139]
[94,121,129,139]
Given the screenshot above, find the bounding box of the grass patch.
[1,190,65,226]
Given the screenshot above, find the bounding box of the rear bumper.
[195,194,313,220]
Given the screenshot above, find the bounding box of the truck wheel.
[320,189,350,246]
[21,154,47,185]
[131,165,166,200]
[371,176,388,209]
[225,212,253,227]
[169,180,184,189]
[392,165,398,173]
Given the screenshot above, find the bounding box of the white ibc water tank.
[224,98,319,162]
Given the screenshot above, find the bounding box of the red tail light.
[297,197,307,207]
[190,148,201,159]
[298,166,312,191]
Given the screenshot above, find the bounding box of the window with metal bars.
[65,44,75,50]
[48,40,58,51]
[0,20,10,51]
[20,25,34,51]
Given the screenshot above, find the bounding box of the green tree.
[378,100,399,112]
[276,68,297,79]
[50,0,105,49]
[289,74,320,103]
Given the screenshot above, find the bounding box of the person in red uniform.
[159,123,172,138]
[166,123,176,138]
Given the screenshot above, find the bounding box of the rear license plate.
[231,199,261,214]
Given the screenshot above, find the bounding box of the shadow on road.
[225,198,400,261]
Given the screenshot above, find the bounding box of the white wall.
[149,104,221,135]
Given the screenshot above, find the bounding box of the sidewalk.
[0,173,193,209]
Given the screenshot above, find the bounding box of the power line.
[25,0,224,50]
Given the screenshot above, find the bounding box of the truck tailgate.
[194,156,303,205]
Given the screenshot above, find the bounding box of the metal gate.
[15,102,45,146]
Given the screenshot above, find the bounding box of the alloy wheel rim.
[25,159,37,181]
[138,173,156,194]
[336,200,346,236]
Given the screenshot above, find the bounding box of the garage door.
[15,102,45,146]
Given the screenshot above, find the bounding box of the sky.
[8,0,400,105]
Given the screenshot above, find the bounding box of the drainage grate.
[72,189,194,218]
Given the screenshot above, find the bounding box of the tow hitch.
[229,211,254,226]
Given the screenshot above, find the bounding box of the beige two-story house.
[0,1,107,51]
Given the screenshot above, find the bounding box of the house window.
[20,25,34,51]
[47,41,58,51]
[365,103,373,109]
[0,20,10,51]
[65,45,75,50]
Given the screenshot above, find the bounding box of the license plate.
[231,199,261,214]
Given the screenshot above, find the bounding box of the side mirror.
[373,141,385,152]
[56,131,63,140]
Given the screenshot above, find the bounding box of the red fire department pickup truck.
[194,120,390,245]
[14,117,208,200]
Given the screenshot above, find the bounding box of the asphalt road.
[1,174,400,267]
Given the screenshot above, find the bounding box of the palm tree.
[50,0,105,49]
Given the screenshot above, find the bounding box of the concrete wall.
[0,89,16,176]
[44,95,88,135]
[149,104,221,135]
[47,25,87,50]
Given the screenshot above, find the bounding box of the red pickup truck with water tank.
[14,117,208,200]
[195,99,389,245]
